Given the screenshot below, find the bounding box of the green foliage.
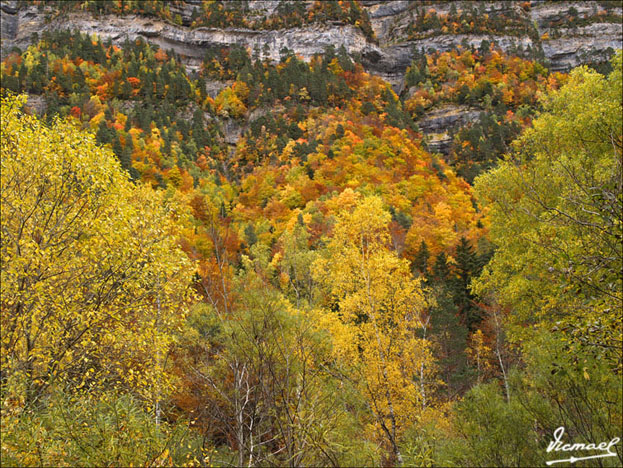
[0,29,221,181]
[174,271,373,467]
[278,221,318,307]
[1,390,203,467]
[439,380,542,466]
[442,51,623,468]
[473,52,623,366]
[453,111,522,182]
[437,332,623,466]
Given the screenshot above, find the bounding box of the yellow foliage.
[312,196,436,460]
[0,94,194,404]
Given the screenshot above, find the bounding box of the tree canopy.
[473,52,622,367]
[1,93,193,408]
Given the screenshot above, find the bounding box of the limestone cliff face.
[417,105,481,155]
[1,0,621,151]
[1,1,378,76]
[361,1,621,87]
[2,1,620,83]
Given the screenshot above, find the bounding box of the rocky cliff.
[2,1,621,87]
[1,0,621,151]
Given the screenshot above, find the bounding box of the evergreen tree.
[244,224,257,247]
[337,45,354,72]
[96,120,110,146]
[432,251,450,281]
[454,237,482,330]
[412,241,430,276]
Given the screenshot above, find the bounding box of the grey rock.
[418,105,481,134]
[425,133,453,155]
[221,118,244,145]
[418,105,481,155]
[540,23,622,71]
[1,7,378,76]
[204,80,232,99]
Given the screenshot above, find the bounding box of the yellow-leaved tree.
[0,94,193,408]
[312,192,437,465]
[473,52,622,367]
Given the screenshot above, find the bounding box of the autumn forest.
[0,1,622,467]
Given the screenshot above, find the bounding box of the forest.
[0,3,622,466]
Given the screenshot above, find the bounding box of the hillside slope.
[2,0,621,89]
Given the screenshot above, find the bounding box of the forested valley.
[1,1,621,466]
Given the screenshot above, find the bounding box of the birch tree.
[312,194,437,465]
